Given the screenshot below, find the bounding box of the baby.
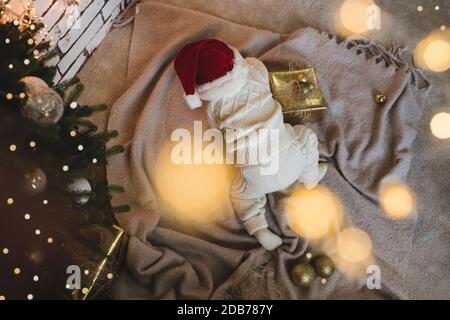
[174,39,327,250]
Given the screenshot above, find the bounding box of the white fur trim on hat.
[184,92,202,109]
[197,47,249,101]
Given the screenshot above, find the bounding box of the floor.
[78,0,450,299]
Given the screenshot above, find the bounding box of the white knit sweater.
[197,48,301,166]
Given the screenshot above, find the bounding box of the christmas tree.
[0,5,128,300]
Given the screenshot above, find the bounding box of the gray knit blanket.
[107,1,430,299]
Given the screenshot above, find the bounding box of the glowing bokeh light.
[338,0,376,35]
[154,142,232,224]
[423,40,450,72]
[337,228,372,263]
[430,112,450,139]
[415,32,450,72]
[380,182,416,220]
[285,185,344,239]
[317,230,375,281]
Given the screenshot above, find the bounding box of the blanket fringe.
[323,31,430,90]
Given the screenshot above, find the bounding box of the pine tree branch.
[108,185,125,193]
[75,104,108,117]
[112,205,131,214]
[54,77,80,94]
[105,145,125,158]
[66,83,84,104]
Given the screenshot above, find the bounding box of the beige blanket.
[107,1,430,299]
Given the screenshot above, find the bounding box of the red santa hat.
[174,39,239,109]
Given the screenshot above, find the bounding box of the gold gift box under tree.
[68,225,127,300]
[269,68,326,124]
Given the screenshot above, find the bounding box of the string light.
[24,58,30,65]
[77,145,84,151]
[8,63,13,69]
[434,5,440,11]
[35,229,41,235]
[29,141,36,148]
[6,197,14,205]
[33,275,39,282]
[417,5,423,12]
[84,270,89,275]
[107,273,114,280]
[70,101,78,109]
[62,165,69,172]
[43,199,48,205]
[6,93,13,100]
[9,144,16,151]
[27,294,33,300]
[441,25,446,31]
[5,38,10,43]
[24,213,31,220]
[14,267,21,275]
[92,158,98,164]
[2,248,9,255]
[47,237,54,244]
[19,92,26,99]
[81,288,89,295]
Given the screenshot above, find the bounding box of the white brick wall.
[9,0,132,83]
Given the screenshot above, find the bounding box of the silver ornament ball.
[22,86,64,125]
[67,178,92,205]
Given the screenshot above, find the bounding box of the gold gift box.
[269,68,326,124]
[69,225,127,300]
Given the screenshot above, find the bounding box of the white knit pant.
[230,125,320,235]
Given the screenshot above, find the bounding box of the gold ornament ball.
[312,255,335,278]
[375,93,387,105]
[291,263,317,287]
